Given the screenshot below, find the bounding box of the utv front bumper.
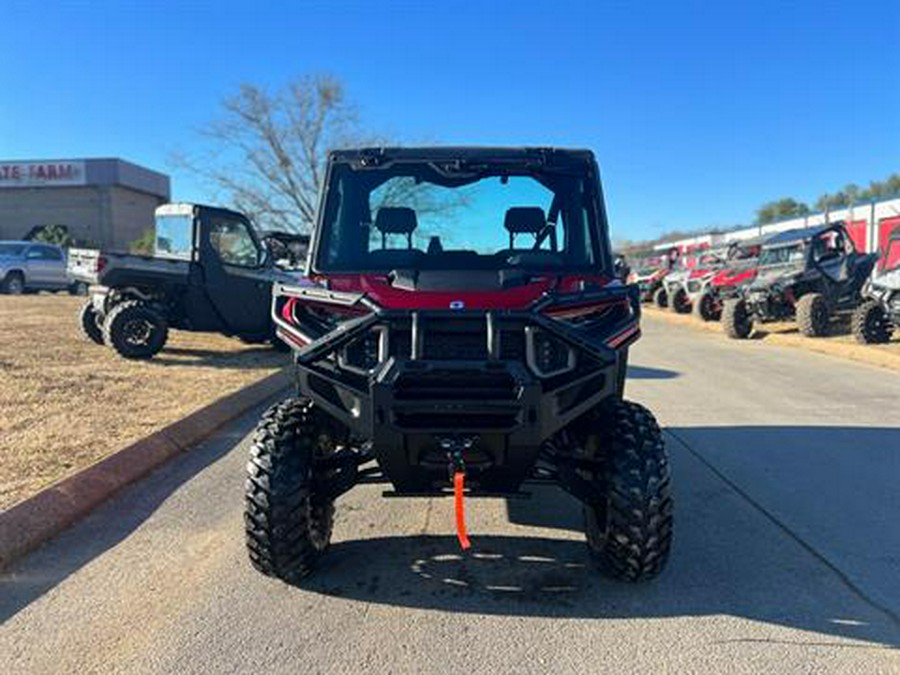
[273,285,640,494]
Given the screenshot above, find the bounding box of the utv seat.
[369,206,423,268]
[495,207,557,260]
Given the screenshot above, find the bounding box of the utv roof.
[329,146,596,164]
[763,225,830,247]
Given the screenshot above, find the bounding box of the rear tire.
[693,292,719,321]
[581,400,673,582]
[653,286,668,309]
[245,398,338,583]
[851,300,892,344]
[722,298,752,339]
[796,293,829,337]
[1,272,25,295]
[669,287,691,314]
[79,300,104,345]
[102,300,168,359]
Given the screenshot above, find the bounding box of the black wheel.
[796,293,829,337]
[102,300,168,359]
[693,292,719,321]
[851,300,893,344]
[1,272,25,295]
[70,281,89,296]
[653,286,668,309]
[722,298,752,339]
[579,399,673,581]
[669,287,691,314]
[78,300,105,345]
[245,398,341,583]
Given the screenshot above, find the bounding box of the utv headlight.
[338,327,387,375]
[526,327,575,378]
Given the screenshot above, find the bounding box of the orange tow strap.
[453,471,471,550]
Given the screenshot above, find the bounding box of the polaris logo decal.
[449,300,465,310]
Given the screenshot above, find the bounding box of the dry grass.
[644,305,900,371]
[0,295,288,511]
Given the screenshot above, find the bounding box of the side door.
[40,245,69,288]
[197,209,273,336]
[23,245,58,287]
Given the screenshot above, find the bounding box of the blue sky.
[1,0,897,242]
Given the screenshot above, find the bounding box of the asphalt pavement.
[2,316,899,674]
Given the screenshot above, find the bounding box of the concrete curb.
[644,307,900,372]
[0,369,292,570]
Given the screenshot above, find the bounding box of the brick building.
[0,158,170,250]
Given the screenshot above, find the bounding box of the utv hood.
[750,264,802,291]
[322,272,613,310]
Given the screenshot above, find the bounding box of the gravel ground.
[0,295,287,510]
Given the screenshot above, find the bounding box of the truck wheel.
[796,293,829,337]
[102,300,168,359]
[653,286,668,309]
[79,300,105,345]
[70,281,89,296]
[851,300,892,344]
[1,272,25,295]
[581,400,673,582]
[245,398,338,583]
[722,298,752,339]
[693,292,719,321]
[669,288,691,314]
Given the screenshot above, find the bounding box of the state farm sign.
[0,161,86,188]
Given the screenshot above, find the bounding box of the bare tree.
[174,75,379,233]
[175,74,471,238]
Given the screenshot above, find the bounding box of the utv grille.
[394,368,518,401]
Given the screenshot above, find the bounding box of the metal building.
[0,158,170,250]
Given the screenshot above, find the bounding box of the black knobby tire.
[693,292,719,322]
[796,293,829,337]
[669,287,691,314]
[581,400,673,582]
[102,300,168,359]
[653,286,668,309]
[79,300,105,345]
[245,398,339,583]
[851,300,893,344]
[2,272,25,295]
[722,298,752,339]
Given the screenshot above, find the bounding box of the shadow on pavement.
[626,364,680,379]
[3,423,900,650]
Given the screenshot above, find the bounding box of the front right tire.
[245,398,340,583]
[669,287,691,314]
[580,400,673,582]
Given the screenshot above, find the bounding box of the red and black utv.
[691,239,762,321]
[244,147,672,584]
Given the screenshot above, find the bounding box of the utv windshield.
[316,162,602,273]
[758,243,805,267]
[881,237,900,272]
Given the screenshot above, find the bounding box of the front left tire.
[102,300,169,359]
